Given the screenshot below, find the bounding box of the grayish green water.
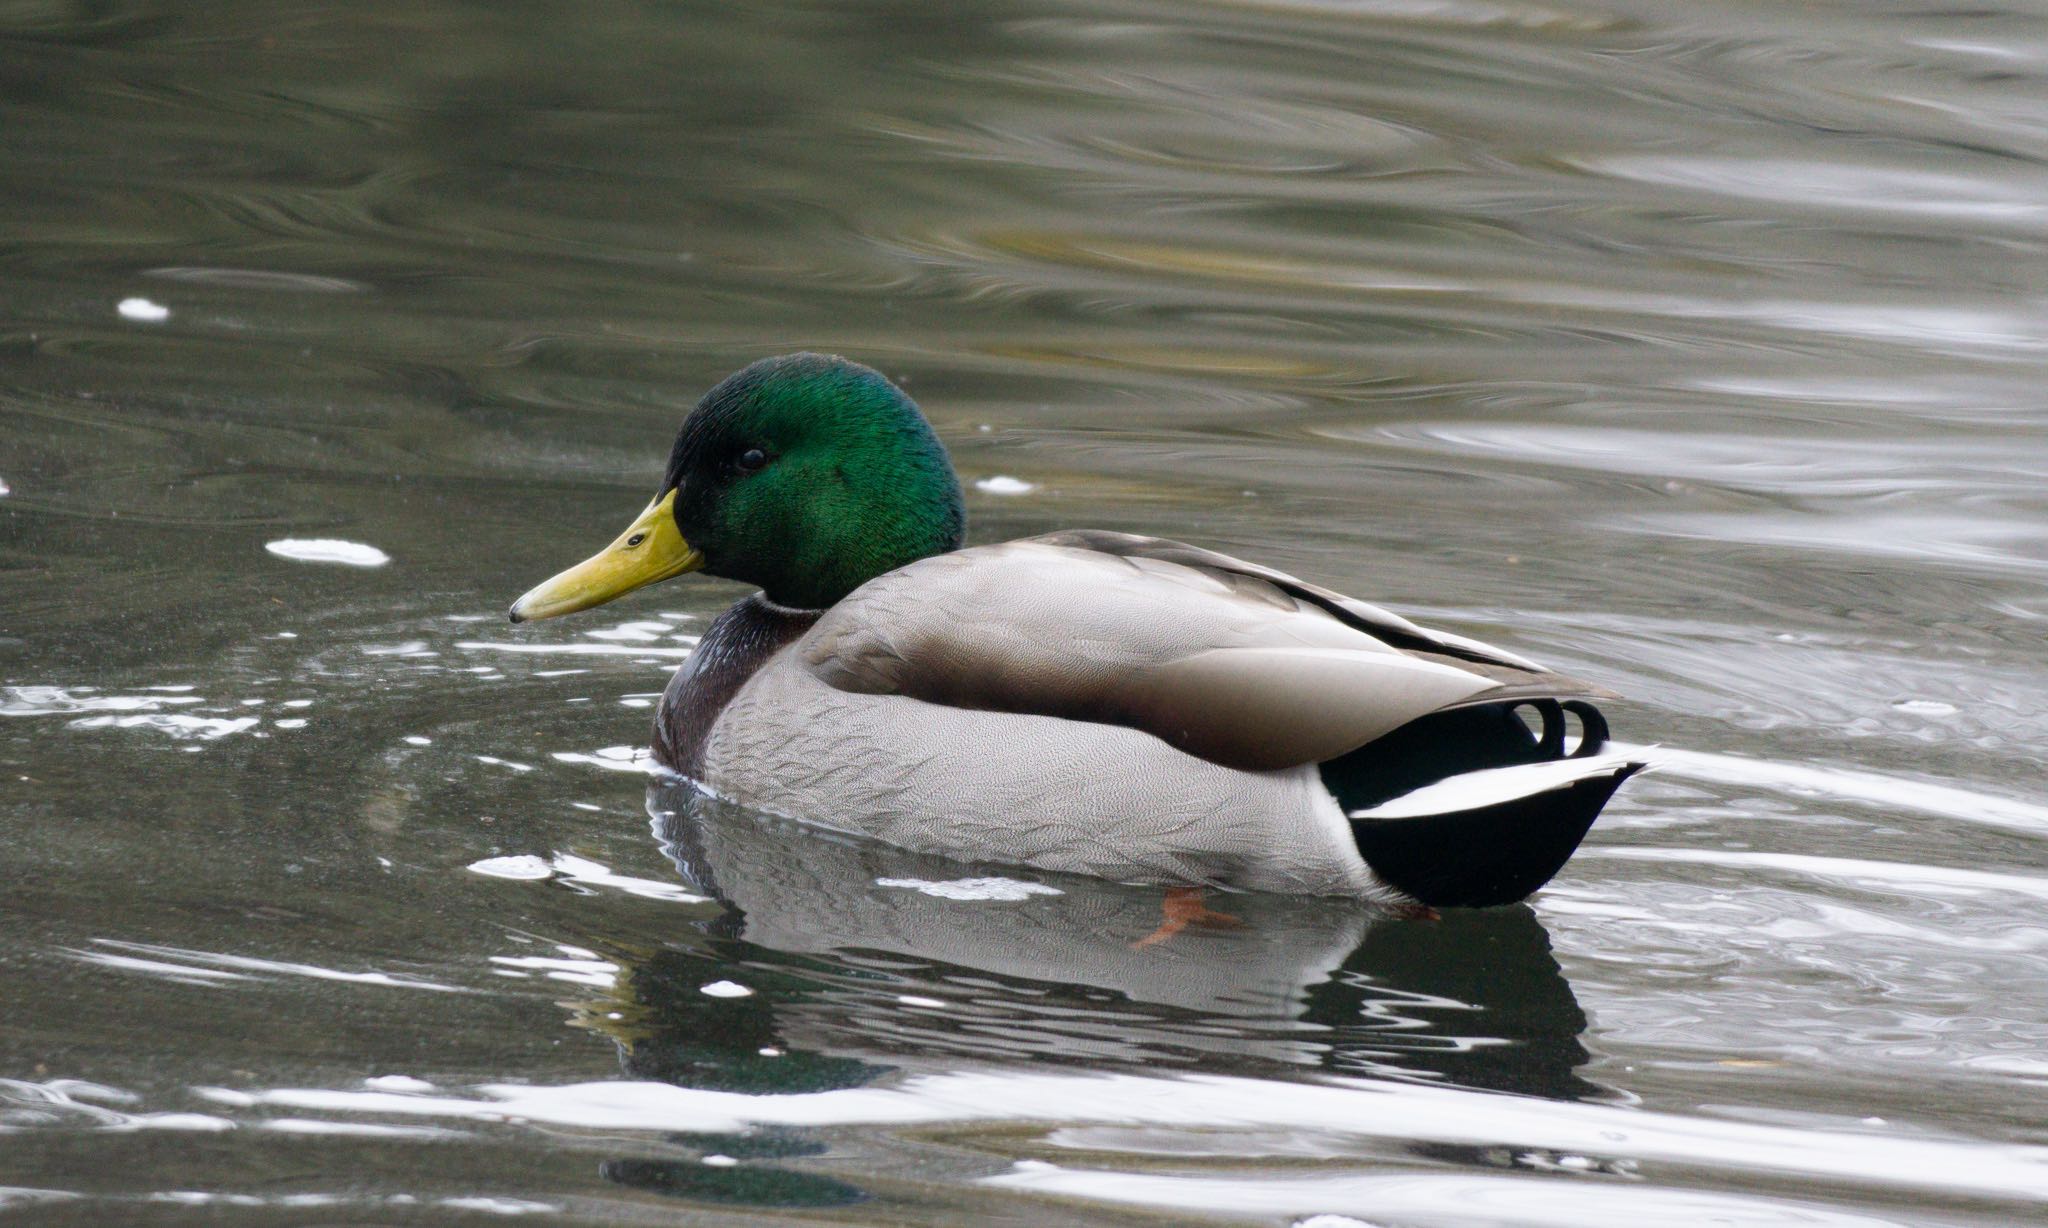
[4,0,2047,1223]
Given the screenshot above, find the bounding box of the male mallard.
[511,354,1641,907]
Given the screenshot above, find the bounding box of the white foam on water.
[974,475,1037,495]
[264,539,390,567]
[117,297,169,322]
[363,1076,437,1093]
[467,855,553,881]
[1894,699,1958,716]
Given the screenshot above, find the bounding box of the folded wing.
[802,533,1612,772]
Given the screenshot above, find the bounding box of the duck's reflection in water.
[594,781,1601,1206]
[626,780,1599,1095]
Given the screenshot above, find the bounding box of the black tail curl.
[1320,699,1637,908]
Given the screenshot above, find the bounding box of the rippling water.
[4,1,2047,1223]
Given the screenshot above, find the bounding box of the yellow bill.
[509,489,704,622]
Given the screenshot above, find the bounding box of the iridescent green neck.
[665,354,966,609]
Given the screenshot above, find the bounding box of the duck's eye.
[626,533,647,547]
[736,448,768,473]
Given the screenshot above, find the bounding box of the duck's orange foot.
[1133,886,1244,949]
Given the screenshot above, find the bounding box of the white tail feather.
[1348,752,1645,821]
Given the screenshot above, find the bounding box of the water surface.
[4,1,2047,1223]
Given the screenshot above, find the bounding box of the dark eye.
[626,533,647,547]
[736,448,768,473]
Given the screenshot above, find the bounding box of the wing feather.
[800,534,1616,772]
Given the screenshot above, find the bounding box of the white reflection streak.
[1623,744,2048,834]
[81,941,470,993]
[0,687,262,741]
[1,687,202,714]
[467,852,705,902]
[992,1164,1919,1228]
[259,1119,461,1139]
[1579,847,2048,901]
[0,1078,233,1134]
[66,713,260,740]
[63,951,256,986]
[136,1191,555,1214]
[0,1188,79,1208]
[549,745,665,775]
[456,640,697,658]
[203,1070,2048,1200]
[487,955,617,988]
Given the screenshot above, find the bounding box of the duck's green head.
[510,353,965,620]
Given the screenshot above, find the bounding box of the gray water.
[4,1,2047,1223]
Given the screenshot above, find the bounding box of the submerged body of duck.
[512,353,1641,907]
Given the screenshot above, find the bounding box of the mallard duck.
[511,353,1641,907]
